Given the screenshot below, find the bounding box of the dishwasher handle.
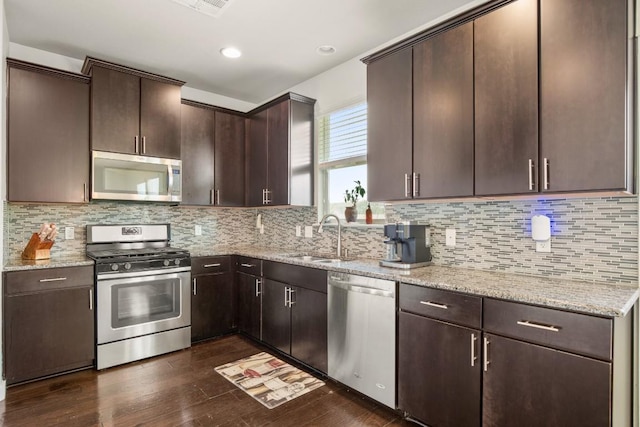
[329,279,395,298]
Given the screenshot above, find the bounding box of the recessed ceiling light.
[316,45,336,56]
[220,47,242,58]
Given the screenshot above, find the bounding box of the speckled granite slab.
[4,254,94,271]
[188,245,639,318]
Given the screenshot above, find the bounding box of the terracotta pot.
[344,206,358,223]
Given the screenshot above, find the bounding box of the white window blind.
[318,103,367,165]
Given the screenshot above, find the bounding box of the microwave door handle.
[167,164,174,195]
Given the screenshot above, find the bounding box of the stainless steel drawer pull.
[192,278,197,295]
[483,337,490,372]
[39,277,67,282]
[203,263,221,268]
[241,263,255,268]
[420,301,448,310]
[470,333,477,367]
[517,320,560,332]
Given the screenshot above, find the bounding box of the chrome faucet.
[318,214,342,258]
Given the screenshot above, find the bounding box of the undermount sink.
[288,255,345,264]
[312,258,343,264]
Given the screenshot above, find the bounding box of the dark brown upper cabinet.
[474,0,539,196]
[82,57,184,159]
[246,93,315,207]
[7,59,90,203]
[366,48,413,202]
[540,0,631,193]
[413,22,474,199]
[180,100,245,206]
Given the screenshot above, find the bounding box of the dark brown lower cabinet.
[261,278,327,373]
[482,333,611,427]
[398,311,481,427]
[237,272,262,340]
[4,267,95,385]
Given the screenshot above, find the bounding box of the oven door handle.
[97,266,191,280]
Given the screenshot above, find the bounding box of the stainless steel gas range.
[86,224,191,370]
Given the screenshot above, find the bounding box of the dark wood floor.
[0,335,413,426]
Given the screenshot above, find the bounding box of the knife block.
[22,233,54,260]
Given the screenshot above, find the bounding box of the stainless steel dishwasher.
[328,272,396,408]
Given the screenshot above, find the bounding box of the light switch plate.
[296,225,302,237]
[445,228,456,247]
[64,227,74,240]
[536,240,551,253]
[304,226,313,238]
[194,225,202,236]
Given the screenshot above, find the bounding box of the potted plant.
[344,180,366,222]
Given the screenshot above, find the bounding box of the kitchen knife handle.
[134,135,139,153]
[470,333,477,367]
[543,158,550,190]
[528,159,535,191]
[192,278,197,295]
[142,136,146,154]
[483,337,490,372]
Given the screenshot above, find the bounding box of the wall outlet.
[296,225,302,237]
[304,226,313,238]
[260,224,265,234]
[536,240,551,253]
[445,228,456,247]
[64,226,74,240]
[194,225,202,236]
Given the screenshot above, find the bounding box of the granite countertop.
[3,254,94,271]
[4,245,638,317]
[190,245,639,318]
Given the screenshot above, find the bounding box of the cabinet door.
[267,101,291,206]
[237,272,262,340]
[90,66,140,154]
[540,0,628,192]
[474,0,538,196]
[367,48,413,201]
[261,279,291,354]
[413,22,474,199]
[181,103,215,205]
[291,286,327,373]
[8,65,90,203]
[191,273,235,342]
[398,312,481,427]
[140,78,182,159]
[246,109,269,206]
[4,286,95,385]
[289,100,314,206]
[215,111,246,206]
[483,333,611,427]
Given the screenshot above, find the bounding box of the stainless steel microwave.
[92,151,182,202]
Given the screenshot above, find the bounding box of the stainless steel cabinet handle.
[255,278,262,296]
[216,190,220,205]
[470,333,477,367]
[83,183,87,202]
[211,189,215,205]
[134,135,139,153]
[289,288,296,307]
[192,278,197,295]
[89,288,93,311]
[142,136,146,154]
[241,263,255,268]
[265,189,272,204]
[284,287,289,307]
[262,189,266,205]
[420,301,448,310]
[39,277,67,282]
[203,263,221,268]
[517,320,560,332]
[528,159,535,191]
[543,158,549,190]
[404,173,411,198]
[412,173,420,197]
[483,337,490,372]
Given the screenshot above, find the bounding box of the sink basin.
[312,258,343,264]
[288,254,346,264]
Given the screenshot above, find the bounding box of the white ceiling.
[5,0,479,104]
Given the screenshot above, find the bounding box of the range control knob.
[110,263,119,271]
[163,259,170,267]
[174,259,181,266]
[124,262,132,270]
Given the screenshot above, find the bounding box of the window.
[317,102,383,222]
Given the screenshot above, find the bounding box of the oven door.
[96,267,191,345]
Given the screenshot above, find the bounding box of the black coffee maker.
[381,223,432,269]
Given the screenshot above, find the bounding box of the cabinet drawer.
[263,261,327,293]
[399,283,482,329]
[484,298,612,360]
[4,265,94,295]
[237,256,262,276]
[191,256,231,275]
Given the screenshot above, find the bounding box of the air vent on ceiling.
[170,0,236,18]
